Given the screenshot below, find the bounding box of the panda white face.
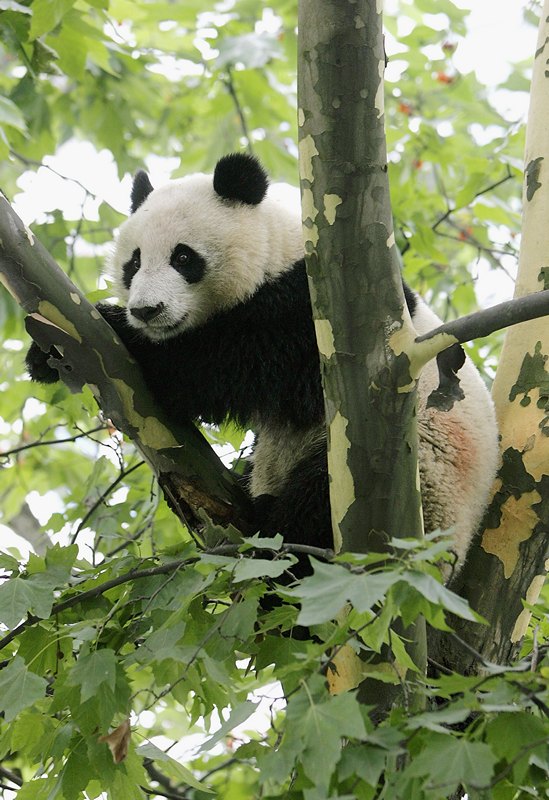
[110,154,303,342]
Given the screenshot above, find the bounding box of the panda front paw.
[25,341,61,384]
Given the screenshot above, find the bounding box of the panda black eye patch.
[170,243,206,284]
[122,248,141,289]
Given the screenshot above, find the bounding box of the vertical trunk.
[432,3,549,673]
[298,0,425,696]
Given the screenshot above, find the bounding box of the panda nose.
[129,303,165,323]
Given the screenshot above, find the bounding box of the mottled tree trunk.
[431,4,549,674]
[298,0,426,697]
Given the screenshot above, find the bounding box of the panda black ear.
[213,153,269,206]
[131,170,154,214]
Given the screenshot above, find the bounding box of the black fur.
[97,260,324,431]
[27,259,417,556]
[131,171,154,213]
[170,244,206,284]
[213,153,269,206]
[122,249,141,290]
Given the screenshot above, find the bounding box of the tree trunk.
[431,2,549,674]
[298,0,426,696]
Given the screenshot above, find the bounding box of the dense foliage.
[1,1,548,798]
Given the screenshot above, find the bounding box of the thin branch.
[432,167,514,232]
[412,289,549,366]
[141,760,196,799]
[224,66,253,153]
[141,785,189,800]
[69,460,146,544]
[1,424,108,461]
[0,557,194,654]
[0,541,335,654]
[0,765,22,788]
[10,149,100,202]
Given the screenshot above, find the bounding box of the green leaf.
[29,0,76,39]
[232,556,295,582]
[0,575,50,628]
[137,742,214,793]
[486,712,548,783]
[284,685,367,790]
[408,734,497,792]
[0,656,47,721]
[288,559,398,625]
[399,570,482,622]
[133,622,187,664]
[199,700,259,752]
[68,649,116,702]
[0,96,27,132]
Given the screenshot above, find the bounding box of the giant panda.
[26,152,499,574]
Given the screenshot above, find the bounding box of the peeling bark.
[298,0,423,555]
[431,4,549,673]
[298,0,426,698]
[0,194,252,536]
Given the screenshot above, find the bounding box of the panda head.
[110,153,302,341]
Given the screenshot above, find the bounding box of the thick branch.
[0,194,252,534]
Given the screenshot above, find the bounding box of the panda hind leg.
[252,444,332,580]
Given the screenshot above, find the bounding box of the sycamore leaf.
[29,0,76,40]
[0,656,47,721]
[137,742,214,793]
[287,688,367,790]
[0,96,27,131]
[199,700,259,752]
[407,735,497,791]
[399,570,482,622]
[0,575,53,628]
[68,649,116,702]
[287,559,398,625]
[232,557,295,582]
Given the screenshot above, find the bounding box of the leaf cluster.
[0,1,546,798]
[0,533,548,798]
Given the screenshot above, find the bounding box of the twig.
[141,785,189,800]
[0,540,334,653]
[0,765,22,787]
[0,557,195,653]
[69,460,146,544]
[142,760,193,799]
[432,167,514,232]
[1,423,108,460]
[224,66,253,153]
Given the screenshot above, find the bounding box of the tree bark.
[431,3,549,674]
[298,0,423,556]
[298,0,426,697]
[0,194,252,536]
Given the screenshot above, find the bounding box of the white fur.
[110,174,303,340]
[252,297,499,572]
[412,298,499,569]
